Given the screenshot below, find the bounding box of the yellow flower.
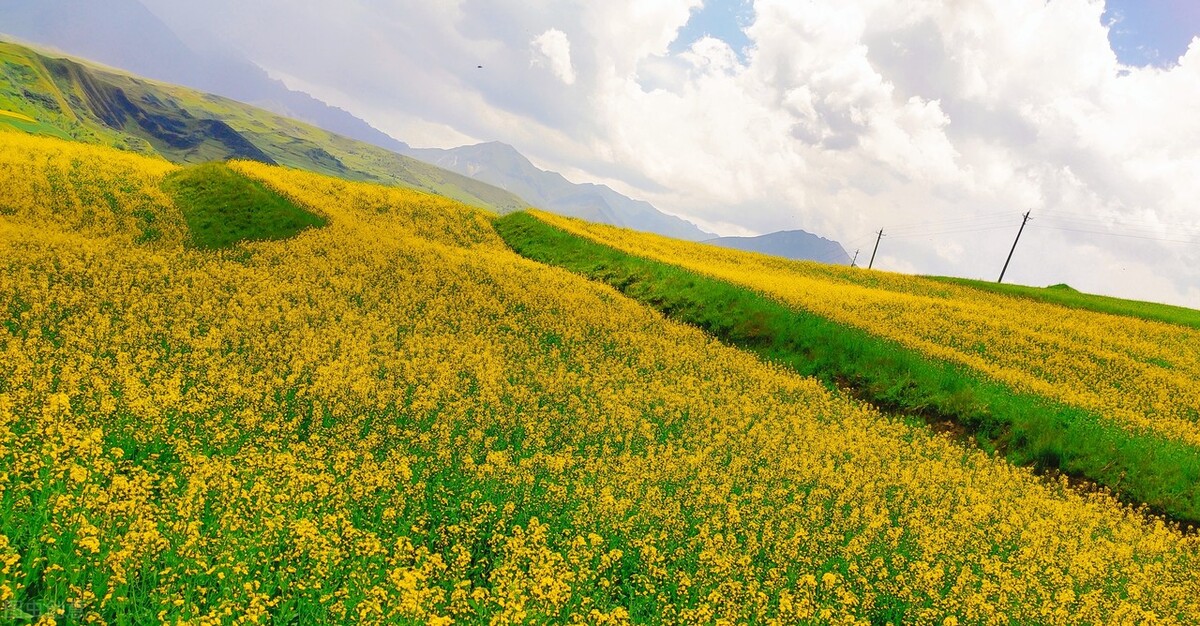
[1,129,1199,626]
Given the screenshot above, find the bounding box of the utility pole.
[868,229,884,269]
[998,210,1032,284]
[850,249,860,268]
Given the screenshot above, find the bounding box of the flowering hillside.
[533,211,1200,448]
[2,131,1199,624]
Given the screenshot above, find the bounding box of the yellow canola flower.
[2,132,1200,624]
[534,210,1200,446]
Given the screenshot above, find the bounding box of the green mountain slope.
[0,0,414,155]
[0,39,528,213]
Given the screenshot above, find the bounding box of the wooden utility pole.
[998,211,1032,284]
[850,249,860,267]
[868,230,884,269]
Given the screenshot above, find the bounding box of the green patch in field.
[132,208,162,244]
[1145,356,1174,370]
[162,162,327,250]
[496,211,1200,526]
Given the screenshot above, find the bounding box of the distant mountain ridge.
[404,142,714,241]
[706,230,851,265]
[3,0,736,242]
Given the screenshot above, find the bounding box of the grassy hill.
[0,39,528,213]
[523,210,1200,446]
[497,211,1200,524]
[5,131,1200,623]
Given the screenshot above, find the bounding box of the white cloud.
[680,36,740,74]
[139,0,1200,307]
[530,28,576,85]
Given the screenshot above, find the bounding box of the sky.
[139,0,1200,307]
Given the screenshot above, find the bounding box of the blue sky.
[668,1,1200,69]
[668,0,754,61]
[1104,0,1196,66]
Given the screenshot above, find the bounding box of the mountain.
[0,0,408,154]
[404,142,714,240]
[0,39,527,213]
[705,230,851,265]
[1,0,713,239]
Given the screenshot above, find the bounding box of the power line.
[1037,209,1200,231]
[874,209,1200,245]
[805,247,854,265]
[887,209,1016,224]
[887,224,1022,239]
[884,212,1017,233]
[1030,224,1200,245]
[1036,216,1200,241]
[1036,218,1200,240]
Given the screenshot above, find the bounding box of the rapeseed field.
[3,130,1200,624]
[533,211,1200,449]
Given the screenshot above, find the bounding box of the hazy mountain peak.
[461,141,533,165]
[476,140,518,151]
[706,229,851,265]
[402,142,714,240]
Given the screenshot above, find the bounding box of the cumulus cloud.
[530,28,576,85]
[140,0,1200,306]
[680,36,740,74]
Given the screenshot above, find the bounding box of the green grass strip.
[496,211,1200,526]
[927,276,1200,330]
[162,162,327,250]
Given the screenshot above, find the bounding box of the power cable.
[1037,211,1200,234]
[1029,224,1200,245]
[1036,217,1200,239]
[884,212,1017,233]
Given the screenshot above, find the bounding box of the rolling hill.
[6,15,1200,624]
[505,209,1200,524]
[4,130,1200,623]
